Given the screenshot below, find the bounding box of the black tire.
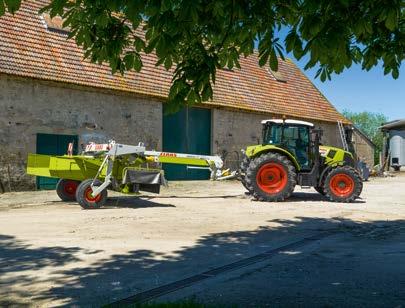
[56,179,81,201]
[246,152,296,202]
[393,166,400,172]
[314,186,325,195]
[75,179,107,209]
[240,155,251,192]
[324,166,363,203]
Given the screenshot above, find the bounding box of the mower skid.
[123,168,167,186]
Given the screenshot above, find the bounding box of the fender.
[318,161,346,187]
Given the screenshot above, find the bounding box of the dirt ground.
[0,175,405,307]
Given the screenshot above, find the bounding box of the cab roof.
[261,119,314,127]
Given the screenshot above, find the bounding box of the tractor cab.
[261,119,314,169]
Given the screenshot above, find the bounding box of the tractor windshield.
[263,123,311,168]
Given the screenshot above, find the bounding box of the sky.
[289,58,405,121]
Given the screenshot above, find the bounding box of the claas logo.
[159,152,177,157]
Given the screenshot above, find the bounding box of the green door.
[163,106,211,180]
[36,133,78,189]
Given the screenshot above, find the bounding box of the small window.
[42,13,70,35]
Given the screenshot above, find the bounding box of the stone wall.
[313,120,343,148]
[353,131,375,168]
[212,109,264,169]
[0,74,162,191]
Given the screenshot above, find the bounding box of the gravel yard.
[0,175,404,306]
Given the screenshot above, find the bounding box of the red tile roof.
[0,0,348,123]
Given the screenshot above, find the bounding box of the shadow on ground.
[288,191,367,203]
[1,217,404,306]
[0,235,86,306]
[125,191,363,202]
[48,197,176,209]
[46,191,365,207]
[104,197,176,209]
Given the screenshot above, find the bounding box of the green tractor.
[240,119,363,202]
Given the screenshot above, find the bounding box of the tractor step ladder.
[337,120,349,152]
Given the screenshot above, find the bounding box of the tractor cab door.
[263,124,311,169]
[283,125,311,169]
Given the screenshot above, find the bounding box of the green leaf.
[155,36,168,58]
[124,53,134,70]
[95,14,109,27]
[385,9,397,31]
[164,56,172,70]
[4,0,21,14]
[275,43,285,61]
[133,55,142,72]
[161,0,171,12]
[201,83,213,101]
[187,89,201,104]
[134,37,145,52]
[285,30,297,53]
[269,48,278,71]
[258,50,270,67]
[315,68,322,79]
[0,1,5,16]
[392,68,399,79]
[320,68,327,82]
[339,0,350,7]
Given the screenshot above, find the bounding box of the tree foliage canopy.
[1,0,404,110]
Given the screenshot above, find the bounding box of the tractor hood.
[319,145,354,166]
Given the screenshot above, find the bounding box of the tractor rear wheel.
[324,166,362,202]
[56,179,80,201]
[246,152,296,201]
[75,179,107,209]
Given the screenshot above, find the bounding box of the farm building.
[0,1,374,191]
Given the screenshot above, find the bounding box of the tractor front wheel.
[246,153,296,202]
[75,179,107,209]
[324,166,362,202]
[56,179,80,201]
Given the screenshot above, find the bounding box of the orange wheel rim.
[256,163,288,194]
[84,187,102,203]
[330,174,354,197]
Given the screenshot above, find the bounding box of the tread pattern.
[246,152,296,202]
[75,179,108,209]
[240,154,251,192]
[324,166,363,203]
[56,179,80,201]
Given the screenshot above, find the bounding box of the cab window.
[263,124,310,168]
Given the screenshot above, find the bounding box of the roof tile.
[0,0,348,123]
